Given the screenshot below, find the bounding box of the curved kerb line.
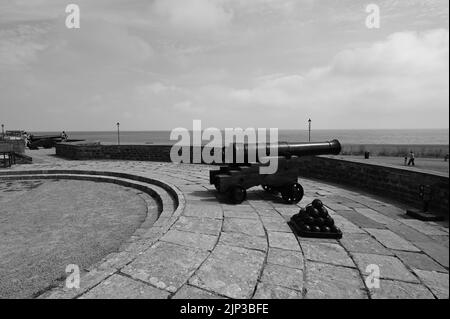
[0,169,187,298]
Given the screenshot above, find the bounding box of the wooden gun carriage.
[210,140,341,204]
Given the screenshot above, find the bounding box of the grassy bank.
[341,144,449,158]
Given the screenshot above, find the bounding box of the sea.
[30,129,449,145]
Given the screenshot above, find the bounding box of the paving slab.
[122,242,209,293]
[354,208,400,225]
[305,262,367,299]
[371,204,406,219]
[260,264,304,292]
[385,223,433,243]
[413,241,449,268]
[173,216,222,236]
[332,215,366,234]
[260,216,292,232]
[274,207,300,217]
[336,210,386,229]
[160,229,217,251]
[79,274,169,299]
[369,280,435,299]
[172,285,225,299]
[399,219,448,236]
[430,235,449,248]
[223,218,265,237]
[268,232,301,251]
[189,245,265,299]
[218,232,267,252]
[301,242,355,268]
[267,248,304,270]
[395,251,448,273]
[183,203,223,219]
[352,253,419,283]
[364,228,420,252]
[339,233,393,256]
[253,283,303,299]
[413,269,449,299]
[223,207,259,219]
[325,203,352,211]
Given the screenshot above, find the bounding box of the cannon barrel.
[269,139,341,157]
[30,135,62,141]
[223,139,341,163]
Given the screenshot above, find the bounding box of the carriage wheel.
[281,183,304,204]
[229,186,247,204]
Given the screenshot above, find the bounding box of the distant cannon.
[27,135,63,149]
[27,134,84,149]
[210,139,341,204]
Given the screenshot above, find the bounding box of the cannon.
[27,135,62,149]
[27,134,84,149]
[209,139,341,204]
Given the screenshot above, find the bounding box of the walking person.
[404,154,408,166]
[407,151,415,166]
[61,131,68,142]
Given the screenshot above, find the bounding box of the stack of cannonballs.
[289,199,343,239]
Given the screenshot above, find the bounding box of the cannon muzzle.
[223,139,341,164]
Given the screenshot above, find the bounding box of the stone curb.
[0,170,186,299]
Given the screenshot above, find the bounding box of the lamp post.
[116,122,120,145]
[308,119,311,142]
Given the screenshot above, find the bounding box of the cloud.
[227,29,449,128]
[0,24,49,69]
[0,1,448,131]
[151,0,233,32]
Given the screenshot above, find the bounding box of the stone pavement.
[3,151,449,299]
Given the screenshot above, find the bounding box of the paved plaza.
[1,151,449,299]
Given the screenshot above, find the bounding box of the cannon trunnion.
[209,139,341,204]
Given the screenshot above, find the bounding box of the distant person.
[445,154,449,162]
[404,154,408,166]
[61,131,68,142]
[24,132,30,147]
[407,151,415,166]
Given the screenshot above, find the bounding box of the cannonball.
[325,216,335,227]
[315,217,326,226]
[306,206,320,218]
[304,216,315,225]
[330,225,339,233]
[292,214,302,224]
[321,226,331,233]
[318,206,329,218]
[301,224,311,232]
[312,226,321,233]
[312,199,324,209]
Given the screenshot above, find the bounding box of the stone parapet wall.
[296,156,448,215]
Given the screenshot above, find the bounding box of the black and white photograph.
[0,0,448,307]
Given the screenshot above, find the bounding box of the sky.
[0,0,448,131]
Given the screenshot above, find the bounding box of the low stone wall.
[56,143,449,214]
[296,156,448,215]
[56,143,172,162]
